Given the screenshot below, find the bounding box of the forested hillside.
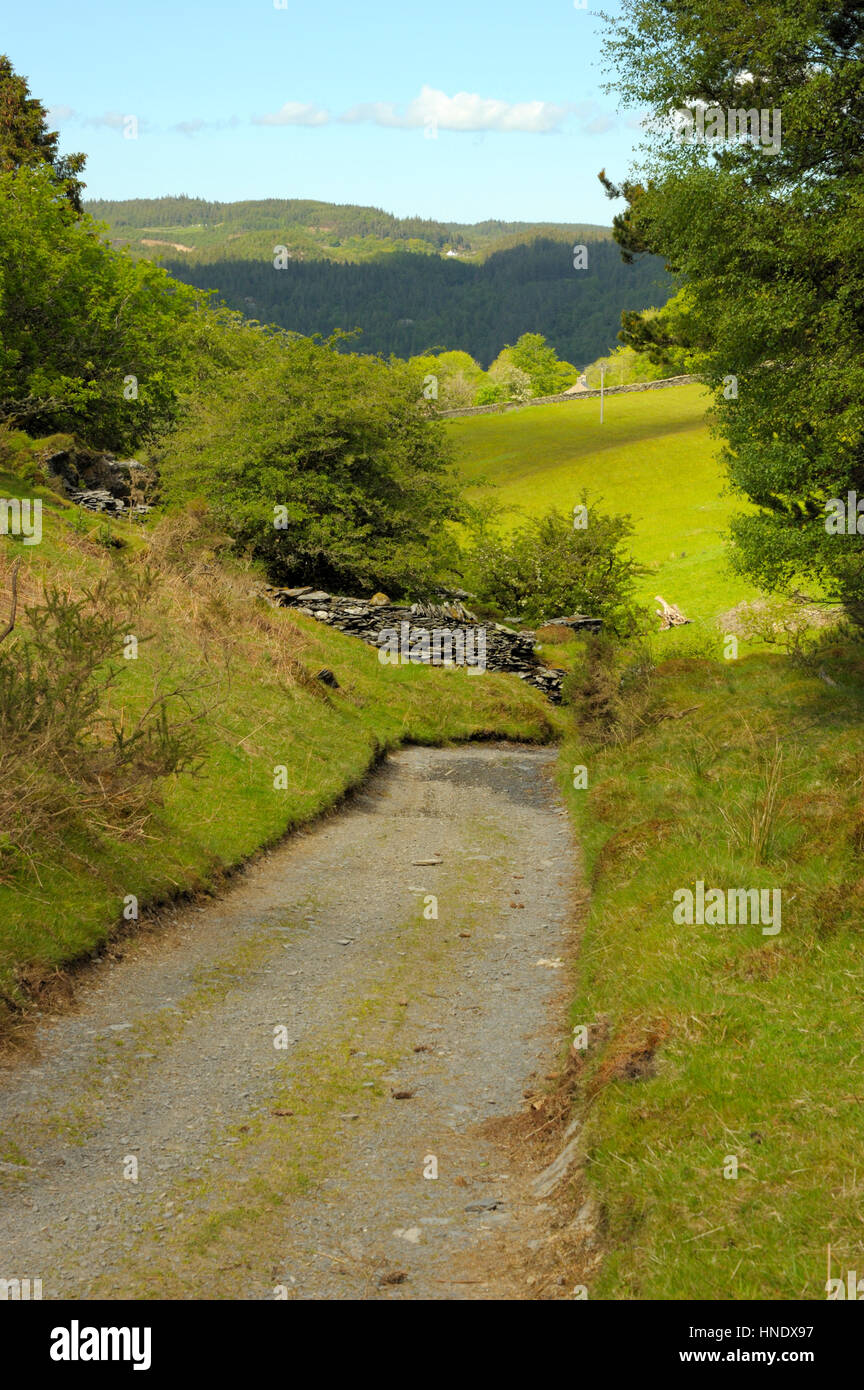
[163,236,671,366]
[85,196,672,365]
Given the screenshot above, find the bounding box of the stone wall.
[437,374,700,420]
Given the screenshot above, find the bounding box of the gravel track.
[0,743,577,1301]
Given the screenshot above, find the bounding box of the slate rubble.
[264,586,602,703]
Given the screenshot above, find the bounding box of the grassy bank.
[0,477,558,1016]
[560,634,864,1299]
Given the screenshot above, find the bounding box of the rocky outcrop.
[41,447,155,518]
[264,586,602,703]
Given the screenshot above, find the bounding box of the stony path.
[0,744,577,1301]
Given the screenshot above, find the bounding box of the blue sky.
[6,0,643,223]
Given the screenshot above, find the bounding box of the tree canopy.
[0,55,85,210]
[600,0,864,617]
[0,164,205,449]
[161,322,465,597]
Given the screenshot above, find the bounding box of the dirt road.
[0,743,579,1300]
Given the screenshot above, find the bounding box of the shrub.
[465,497,649,635]
[0,558,206,877]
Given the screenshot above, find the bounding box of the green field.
[447,383,757,630]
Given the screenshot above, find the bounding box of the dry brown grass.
[143,508,323,696]
[536,623,578,644]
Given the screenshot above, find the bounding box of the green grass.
[447,383,757,631]
[0,481,558,1011]
[560,639,864,1299]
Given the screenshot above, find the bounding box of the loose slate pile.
[70,489,151,518]
[265,586,602,703]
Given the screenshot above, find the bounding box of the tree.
[0,165,205,448]
[406,348,483,407]
[478,334,578,400]
[162,325,465,597]
[618,288,708,376]
[506,333,579,396]
[476,360,532,405]
[0,55,85,210]
[582,342,668,388]
[598,0,864,619]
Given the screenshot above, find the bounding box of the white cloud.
[156,90,621,139]
[252,101,330,127]
[46,104,76,122]
[341,85,570,134]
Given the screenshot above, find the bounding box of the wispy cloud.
[172,119,207,137]
[46,90,621,140]
[83,111,134,131]
[170,116,241,137]
[569,100,618,135]
[252,101,330,127]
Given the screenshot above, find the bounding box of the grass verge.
[560,636,864,1299]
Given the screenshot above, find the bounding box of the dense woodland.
[84,195,671,365]
[159,236,670,367]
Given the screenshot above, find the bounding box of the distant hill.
[85,195,616,264]
[85,197,673,367]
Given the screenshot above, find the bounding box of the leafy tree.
[599,0,864,619]
[465,498,648,634]
[618,288,709,376]
[478,334,578,400]
[0,55,85,210]
[475,361,532,405]
[406,349,483,408]
[582,343,666,388]
[162,323,465,597]
[0,165,205,448]
[506,333,579,396]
